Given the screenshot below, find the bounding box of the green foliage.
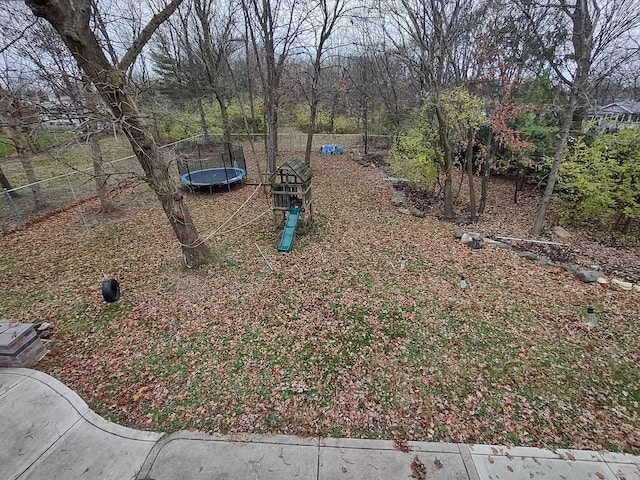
[439,88,485,134]
[391,128,438,184]
[515,113,559,165]
[516,72,557,107]
[0,134,15,158]
[295,106,358,134]
[0,129,71,158]
[392,88,485,185]
[559,129,640,221]
[152,97,265,140]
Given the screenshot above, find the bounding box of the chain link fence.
[1,133,394,234]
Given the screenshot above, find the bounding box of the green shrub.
[390,128,438,184]
[559,129,640,221]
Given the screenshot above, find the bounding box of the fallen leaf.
[133,386,148,401]
[410,456,427,480]
[434,458,443,469]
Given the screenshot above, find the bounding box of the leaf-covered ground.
[1,149,638,453]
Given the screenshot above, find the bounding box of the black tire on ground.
[101,278,120,303]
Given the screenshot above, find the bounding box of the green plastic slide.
[277,206,301,252]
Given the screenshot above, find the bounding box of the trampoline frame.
[177,142,247,192]
[180,166,246,188]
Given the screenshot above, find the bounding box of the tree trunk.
[434,104,454,218]
[363,102,369,155]
[4,126,45,210]
[197,97,210,144]
[465,128,476,223]
[215,92,231,145]
[26,0,210,267]
[304,100,317,166]
[265,86,278,173]
[83,79,118,213]
[90,137,118,213]
[478,130,493,215]
[0,166,17,196]
[531,97,576,235]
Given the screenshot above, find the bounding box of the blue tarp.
[319,144,343,155]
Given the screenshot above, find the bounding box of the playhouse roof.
[271,157,313,184]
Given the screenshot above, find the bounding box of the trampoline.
[180,166,246,188]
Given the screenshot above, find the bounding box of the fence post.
[4,188,25,228]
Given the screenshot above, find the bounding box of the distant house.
[591,101,640,131]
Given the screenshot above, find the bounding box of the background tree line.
[0,0,638,265]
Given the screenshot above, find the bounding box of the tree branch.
[118,0,184,72]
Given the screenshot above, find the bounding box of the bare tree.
[242,0,307,174]
[17,21,119,213]
[0,87,45,210]
[25,0,210,267]
[388,0,480,218]
[301,0,348,166]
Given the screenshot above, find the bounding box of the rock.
[460,232,482,244]
[561,263,578,274]
[576,270,601,283]
[539,258,556,268]
[611,278,633,290]
[552,226,571,238]
[484,239,511,250]
[597,277,609,284]
[391,190,407,206]
[410,206,426,218]
[397,208,412,215]
[518,251,540,261]
[383,176,408,185]
[468,238,483,249]
[453,230,465,239]
[634,284,640,292]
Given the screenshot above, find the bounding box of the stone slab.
[139,432,319,480]
[606,463,640,480]
[471,453,617,479]
[319,441,471,479]
[0,376,83,480]
[469,445,617,480]
[19,415,159,480]
[0,370,27,396]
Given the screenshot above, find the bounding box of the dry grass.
[0,148,638,453]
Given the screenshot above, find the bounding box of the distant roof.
[598,101,640,115]
[271,157,313,183]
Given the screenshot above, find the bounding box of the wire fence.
[0,133,393,234]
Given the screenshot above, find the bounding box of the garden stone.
[597,277,609,284]
[410,206,425,218]
[576,270,601,283]
[561,263,578,274]
[460,232,482,244]
[391,190,407,206]
[611,278,633,290]
[539,258,556,268]
[552,226,571,238]
[484,238,511,250]
[453,230,465,239]
[518,251,539,261]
